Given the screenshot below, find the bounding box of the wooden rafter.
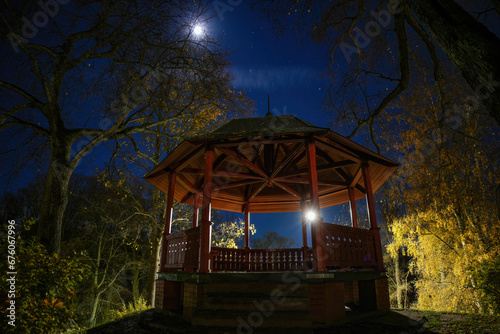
[171,145,205,171]
[212,179,262,191]
[281,150,306,176]
[350,166,363,187]
[315,146,351,182]
[273,181,302,199]
[247,181,267,202]
[218,147,267,178]
[279,161,355,178]
[274,177,347,187]
[180,168,263,180]
[270,142,305,178]
[315,138,363,163]
[251,144,265,171]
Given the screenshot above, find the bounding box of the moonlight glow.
[193,24,204,37]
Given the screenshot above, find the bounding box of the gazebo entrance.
[145,113,398,328]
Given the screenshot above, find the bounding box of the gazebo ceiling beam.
[211,195,246,205]
[212,179,263,190]
[270,142,305,178]
[171,145,205,172]
[315,147,352,183]
[350,166,363,187]
[274,177,348,187]
[178,154,229,203]
[273,181,302,199]
[218,147,268,178]
[179,168,263,180]
[252,145,265,171]
[247,181,267,202]
[314,138,363,163]
[281,151,306,176]
[264,143,275,175]
[279,160,356,178]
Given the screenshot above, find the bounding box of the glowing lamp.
[305,210,317,221]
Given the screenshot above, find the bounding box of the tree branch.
[348,10,410,138]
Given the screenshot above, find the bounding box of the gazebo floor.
[155,270,390,329]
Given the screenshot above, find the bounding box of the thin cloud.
[230,66,321,90]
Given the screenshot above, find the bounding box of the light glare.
[305,210,316,221]
[193,24,204,36]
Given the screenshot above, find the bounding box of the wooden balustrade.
[211,247,310,272]
[161,223,382,272]
[163,226,200,272]
[318,223,378,269]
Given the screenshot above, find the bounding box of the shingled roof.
[188,114,328,140]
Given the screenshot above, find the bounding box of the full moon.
[193,24,204,37]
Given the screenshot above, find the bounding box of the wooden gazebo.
[145,114,398,328]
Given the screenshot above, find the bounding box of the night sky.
[0,1,363,246]
[207,2,346,245]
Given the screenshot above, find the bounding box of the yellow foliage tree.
[383,78,500,313]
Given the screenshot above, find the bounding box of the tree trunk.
[407,0,500,124]
[394,250,404,309]
[37,144,72,254]
[145,187,163,306]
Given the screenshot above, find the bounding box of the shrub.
[1,228,89,333]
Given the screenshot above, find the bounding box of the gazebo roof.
[144,114,399,213]
[190,115,327,140]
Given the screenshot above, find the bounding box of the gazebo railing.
[161,223,381,272]
[211,247,310,272]
[163,226,200,272]
[319,223,378,269]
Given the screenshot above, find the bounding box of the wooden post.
[244,203,250,271]
[348,187,358,228]
[300,200,308,248]
[362,163,384,270]
[199,148,214,273]
[244,203,250,249]
[306,139,327,272]
[159,171,176,272]
[362,164,377,229]
[192,192,199,228]
[300,200,309,270]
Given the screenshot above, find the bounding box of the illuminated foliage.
[384,79,500,313]
[0,220,89,333]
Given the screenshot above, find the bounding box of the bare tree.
[253,0,500,149]
[0,0,249,254]
[251,230,296,249]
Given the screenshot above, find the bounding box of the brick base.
[183,282,203,318]
[155,280,182,310]
[155,272,389,327]
[375,277,390,310]
[344,280,359,305]
[309,282,345,325]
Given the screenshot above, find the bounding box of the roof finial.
[266,94,273,116]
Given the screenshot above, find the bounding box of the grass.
[84,308,500,334]
[421,310,500,333]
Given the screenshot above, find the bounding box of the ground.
[86,308,500,334]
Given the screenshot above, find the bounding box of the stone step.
[199,295,310,311]
[192,309,312,329]
[203,282,309,298]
